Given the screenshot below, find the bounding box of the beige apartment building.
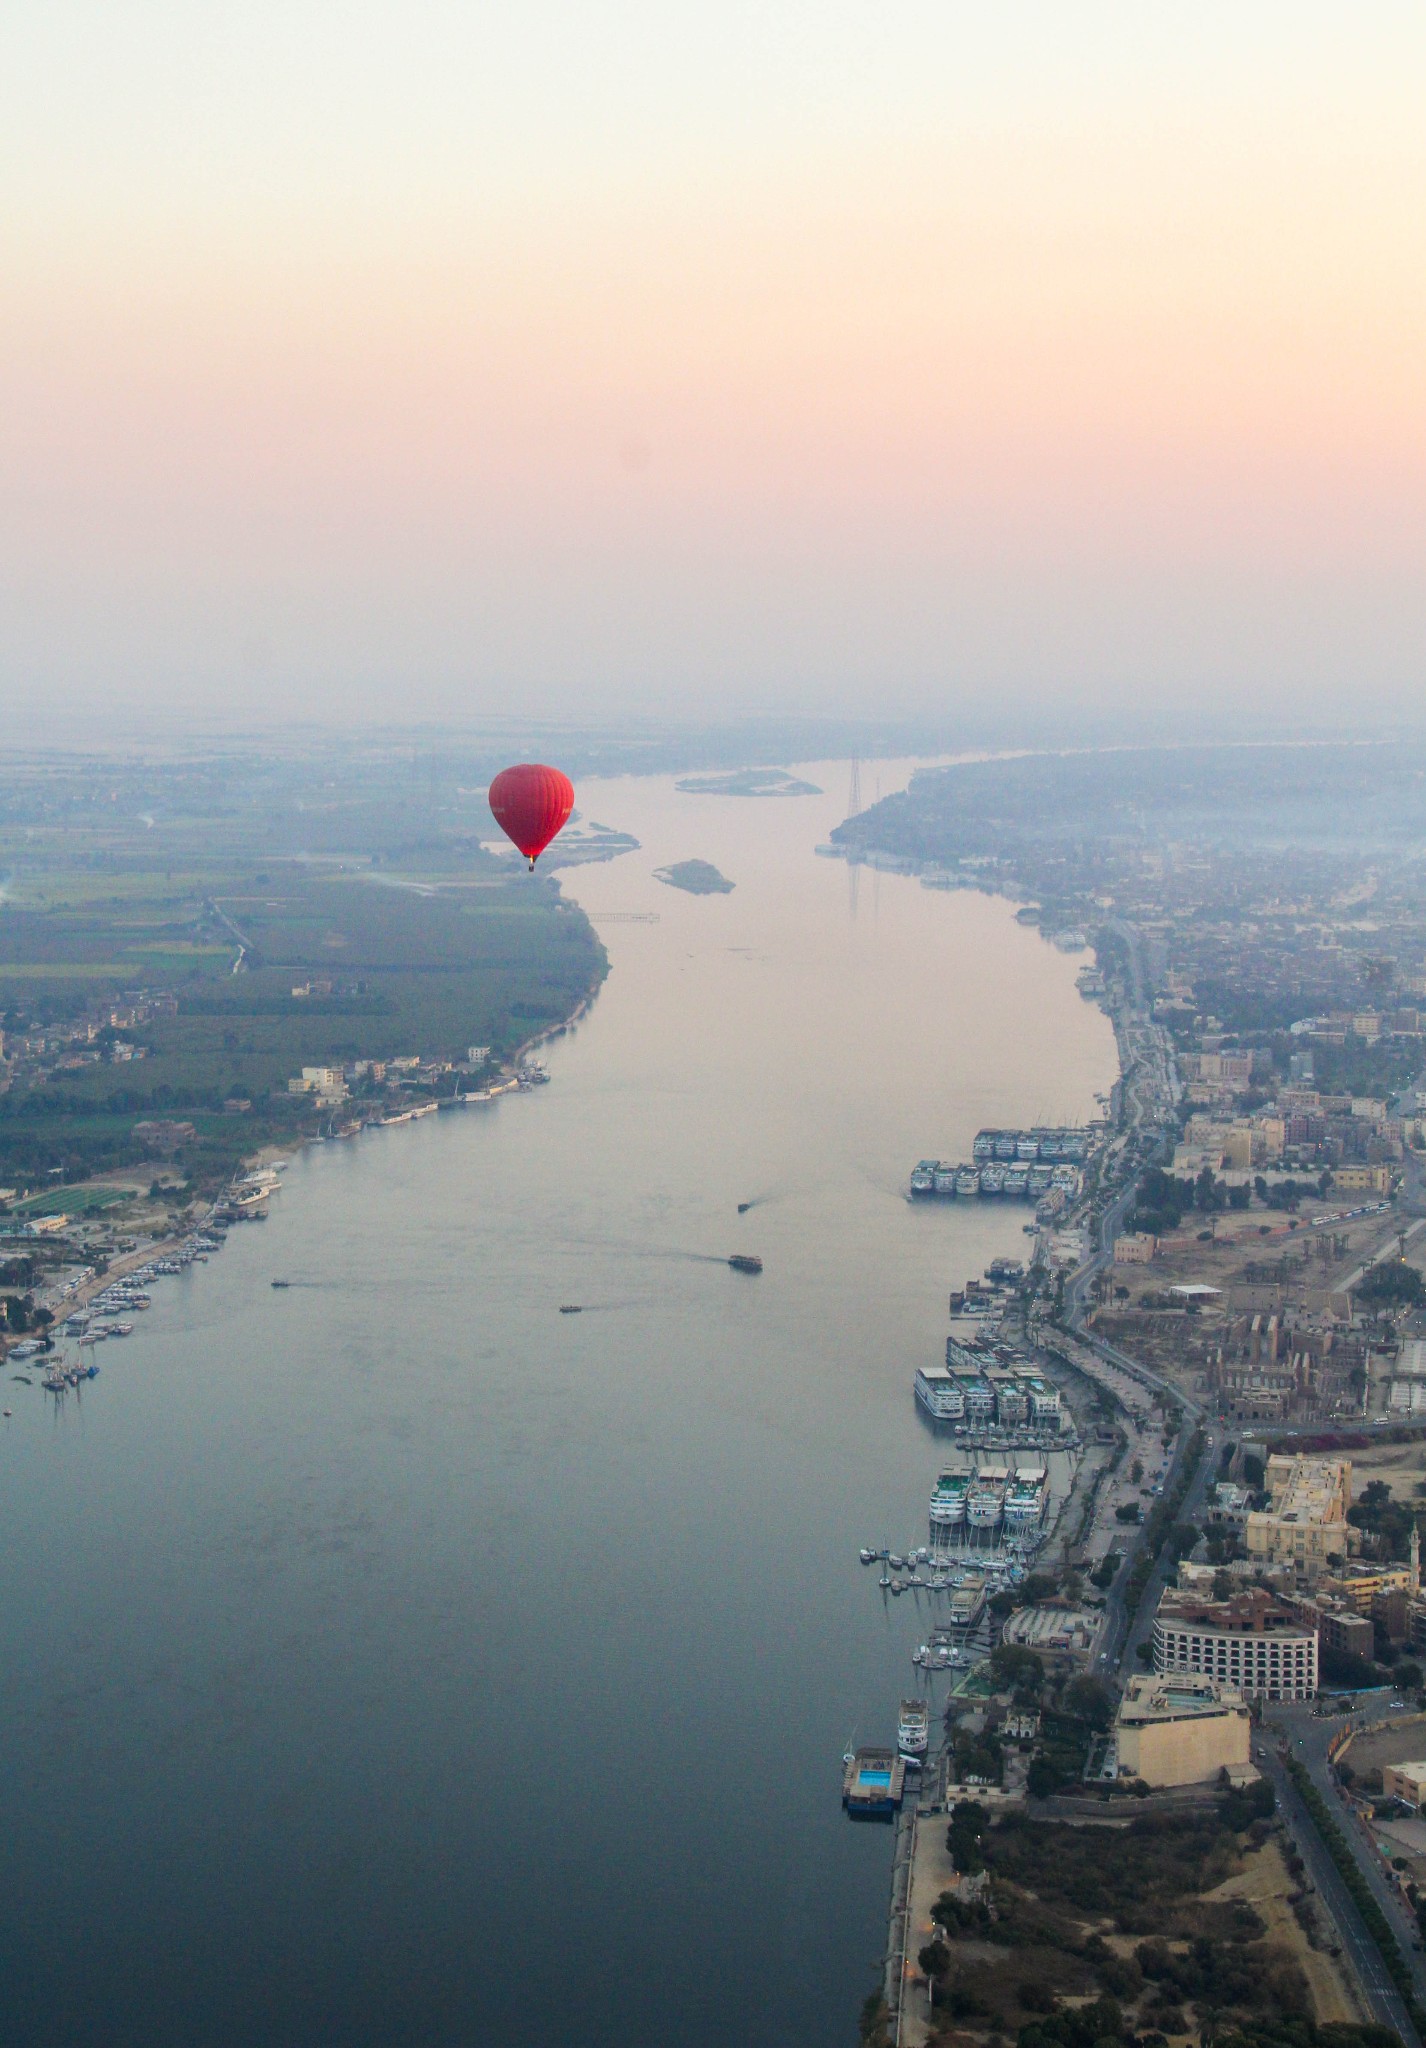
[1115,1674,1251,1787]
[1244,1455,1352,1575]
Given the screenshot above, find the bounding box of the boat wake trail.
[556,1299,647,1315]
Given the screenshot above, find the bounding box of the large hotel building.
[1152,1587,1317,1701]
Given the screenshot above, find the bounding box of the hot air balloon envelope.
[488,763,575,867]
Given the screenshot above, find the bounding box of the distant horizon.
[6,4,1424,734]
[6,704,1426,755]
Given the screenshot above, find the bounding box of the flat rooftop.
[1262,1455,1350,1525]
[1118,1674,1248,1725]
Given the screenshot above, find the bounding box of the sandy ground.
[1204,1836,1364,2026]
[1340,1440,1426,1498]
[1342,1715,1426,1776]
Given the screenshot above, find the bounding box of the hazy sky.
[4,4,1424,729]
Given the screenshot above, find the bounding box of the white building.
[1153,1587,1316,1702]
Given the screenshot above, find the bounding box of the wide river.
[0,762,1114,2048]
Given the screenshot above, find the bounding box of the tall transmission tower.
[847,757,862,817]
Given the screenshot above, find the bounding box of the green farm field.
[0,780,608,1193]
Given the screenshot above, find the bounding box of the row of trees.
[1131,1161,1343,1236]
[1286,1758,1426,2038]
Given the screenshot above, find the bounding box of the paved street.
[1268,1700,1426,2005]
[1253,1732,1420,2044]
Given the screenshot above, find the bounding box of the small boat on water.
[271,1279,291,1289]
[859,1548,877,1565]
[559,1305,583,1315]
[727,1254,763,1274]
[737,1201,753,1214]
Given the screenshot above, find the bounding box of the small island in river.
[673,767,821,797]
[653,860,736,895]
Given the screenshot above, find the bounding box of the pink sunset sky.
[4,2,1424,727]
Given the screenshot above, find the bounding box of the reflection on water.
[0,762,1114,2048]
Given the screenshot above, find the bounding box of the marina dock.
[842,1747,906,1818]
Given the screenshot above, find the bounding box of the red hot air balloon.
[488,763,575,869]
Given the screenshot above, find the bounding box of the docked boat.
[932,1166,959,1196]
[956,1168,980,1197]
[966,1468,1009,1531]
[928,1472,968,1528]
[897,1699,929,1764]
[915,1366,966,1422]
[910,1161,937,1197]
[1003,1468,1048,1532]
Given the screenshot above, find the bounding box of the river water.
[0,762,1114,2048]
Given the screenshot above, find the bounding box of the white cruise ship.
[915,1368,966,1423]
[1002,1468,1048,1531]
[1023,1378,1062,1430]
[966,1467,1009,1530]
[956,1168,980,1196]
[933,1166,959,1195]
[897,1698,930,1764]
[929,1472,969,1527]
